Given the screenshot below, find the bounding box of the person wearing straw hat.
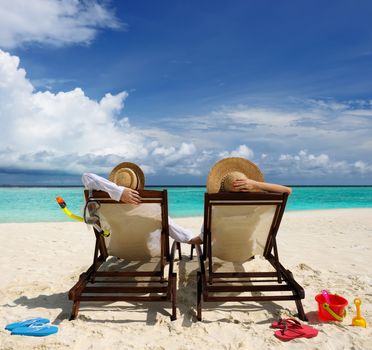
[82,162,195,243]
[205,157,292,195]
[189,157,292,245]
[82,162,143,205]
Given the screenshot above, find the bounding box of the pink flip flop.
[271,318,302,329]
[272,318,318,342]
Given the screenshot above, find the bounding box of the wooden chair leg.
[287,270,307,321]
[171,272,177,321]
[295,299,307,321]
[190,244,195,260]
[176,242,182,260]
[69,300,80,321]
[197,271,202,321]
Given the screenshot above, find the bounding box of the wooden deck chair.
[196,191,306,321]
[68,189,177,321]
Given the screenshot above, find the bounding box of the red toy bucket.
[315,293,348,322]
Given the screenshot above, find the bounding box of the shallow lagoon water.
[0,186,371,223]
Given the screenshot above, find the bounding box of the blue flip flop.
[11,323,58,337]
[5,317,50,331]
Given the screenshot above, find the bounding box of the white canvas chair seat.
[99,203,162,260]
[211,205,277,262]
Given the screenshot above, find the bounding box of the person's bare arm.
[257,181,292,194]
[82,173,141,204]
[233,178,292,194]
[120,188,141,205]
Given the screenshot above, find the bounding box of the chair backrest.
[84,190,169,261]
[204,192,288,263]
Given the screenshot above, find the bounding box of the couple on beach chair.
[69,157,306,322]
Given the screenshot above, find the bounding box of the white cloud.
[1,49,372,183]
[354,161,372,174]
[0,0,121,49]
[164,100,372,169]
[279,150,333,172]
[0,50,199,176]
[152,143,196,159]
[225,108,302,127]
[219,145,254,159]
[273,150,364,177]
[151,143,197,167]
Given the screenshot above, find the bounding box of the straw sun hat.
[206,157,264,193]
[109,162,145,190]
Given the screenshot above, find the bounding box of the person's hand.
[120,188,141,205]
[233,178,259,192]
[188,236,203,245]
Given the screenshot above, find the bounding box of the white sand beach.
[0,208,371,350]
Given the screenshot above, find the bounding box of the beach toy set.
[315,289,367,327]
[270,291,367,342]
[4,317,58,337]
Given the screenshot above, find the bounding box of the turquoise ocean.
[0,186,371,223]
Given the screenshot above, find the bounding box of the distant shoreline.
[1,207,371,225]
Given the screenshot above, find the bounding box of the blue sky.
[0,0,371,185]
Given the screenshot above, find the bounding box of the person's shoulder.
[82,173,99,182]
[82,172,98,177]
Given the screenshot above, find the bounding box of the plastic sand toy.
[352,298,367,328]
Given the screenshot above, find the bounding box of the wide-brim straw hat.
[109,162,145,190]
[206,157,264,193]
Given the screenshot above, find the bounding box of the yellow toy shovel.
[352,298,367,328]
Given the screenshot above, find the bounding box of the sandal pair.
[5,317,58,337]
[271,318,318,341]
